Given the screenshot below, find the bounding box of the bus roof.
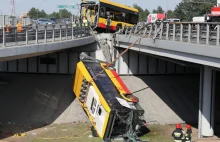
[100,0,139,13]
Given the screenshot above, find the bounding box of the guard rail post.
[197,24,200,44]
[87,22,90,36]
[173,23,176,41]
[66,24,68,40]
[2,15,5,47]
[180,24,183,42]
[129,25,134,36]
[217,24,220,46]
[160,23,163,39]
[44,25,47,43]
[15,28,17,46]
[166,23,169,40]
[26,27,28,45]
[206,24,210,45]
[71,22,74,39]
[52,25,55,42]
[143,27,147,37]
[134,25,138,33]
[60,25,62,41]
[35,25,38,44]
[76,24,78,38]
[154,24,157,34]
[80,22,82,37]
[188,24,191,43]
[84,23,86,36]
[148,24,152,38]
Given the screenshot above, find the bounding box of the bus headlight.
[135,124,141,131]
[207,16,210,20]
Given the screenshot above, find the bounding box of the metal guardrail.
[0,22,91,47]
[121,22,220,46]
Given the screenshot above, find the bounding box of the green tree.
[28,7,38,18]
[152,6,164,13]
[28,8,48,18]
[165,10,175,19]
[59,9,72,18]
[133,4,150,22]
[173,0,216,21]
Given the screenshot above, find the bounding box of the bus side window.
[98,106,102,115]
[100,7,106,17]
[90,97,97,114]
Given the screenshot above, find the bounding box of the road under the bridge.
[1,71,220,139]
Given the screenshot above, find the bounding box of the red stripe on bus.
[98,23,116,31]
[110,70,131,94]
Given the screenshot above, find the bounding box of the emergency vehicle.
[73,53,147,142]
[147,13,166,23]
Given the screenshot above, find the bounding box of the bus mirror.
[122,13,125,17]
[107,11,110,16]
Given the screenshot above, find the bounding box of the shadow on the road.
[0,73,76,140]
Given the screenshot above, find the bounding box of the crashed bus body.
[73,53,147,142]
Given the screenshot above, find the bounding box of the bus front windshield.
[81,3,99,26]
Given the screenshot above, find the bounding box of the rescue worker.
[172,124,185,142]
[105,15,111,33]
[185,124,192,142]
[5,24,11,33]
[16,22,23,33]
[83,16,88,27]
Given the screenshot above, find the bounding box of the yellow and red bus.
[80,0,139,32]
[73,53,146,141]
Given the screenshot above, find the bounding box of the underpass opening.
[115,47,201,132]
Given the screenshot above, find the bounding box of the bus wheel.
[91,126,98,137]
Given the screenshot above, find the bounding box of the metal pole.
[66,24,68,40]
[172,23,176,41]
[35,25,38,44]
[71,15,73,39]
[197,24,200,44]
[166,23,169,40]
[15,28,17,46]
[216,24,219,46]
[44,25,47,43]
[180,24,183,42]
[188,24,191,43]
[26,28,28,45]
[60,25,62,41]
[2,15,5,47]
[206,24,210,45]
[52,25,55,42]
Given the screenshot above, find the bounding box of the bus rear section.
[80,0,139,32]
[73,53,147,142]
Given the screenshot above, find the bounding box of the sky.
[0,0,181,16]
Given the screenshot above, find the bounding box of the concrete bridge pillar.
[199,66,215,137]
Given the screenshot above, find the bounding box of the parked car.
[37,19,56,25]
[61,18,71,24]
[50,18,56,23]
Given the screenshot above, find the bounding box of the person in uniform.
[172,124,185,142]
[105,16,111,33]
[185,124,192,142]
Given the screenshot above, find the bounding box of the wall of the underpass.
[0,42,106,74]
[115,47,200,75]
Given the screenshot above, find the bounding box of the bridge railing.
[121,22,220,46]
[0,22,91,47]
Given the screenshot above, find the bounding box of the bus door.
[94,103,107,136]
[86,85,107,136]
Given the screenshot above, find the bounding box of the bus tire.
[91,126,98,137]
